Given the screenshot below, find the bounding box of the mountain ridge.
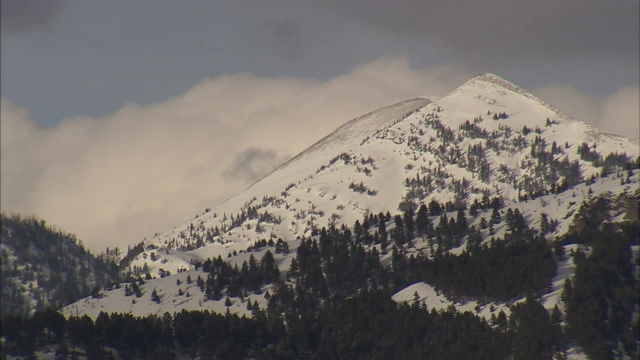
[0,213,121,316]
[464,73,639,144]
[234,97,432,203]
[129,72,636,260]
[49,73,639,359]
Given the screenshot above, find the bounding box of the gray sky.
[2,0,638,252]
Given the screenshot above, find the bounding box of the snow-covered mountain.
[64,171,639,320]
[62,73,637,310]
[59,73,639,358]
[116,73,637,277]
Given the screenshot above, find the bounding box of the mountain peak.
[439,73,572,122]
[467,72,517,87]
[130,71,638,266]
[444,73,533,99]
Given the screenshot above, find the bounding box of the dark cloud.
[314,0,639,66]
[258,18,302,57]
[223,148,284,185]
[1,0,64,34]
[2,0,635,126]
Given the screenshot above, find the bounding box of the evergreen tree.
[416,204,430,237]
[378,216,387,241]
[429,199,442,216]
[490,207,501,224]
[403,208,415,243]
[151,289,161,303]
[456,209,468,236]
[260,250,280,283]
[393,215,406,246]
[510,297,558,360]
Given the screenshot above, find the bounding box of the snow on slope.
[62,268,271,320]
[62,242,302,319]
[60,74,639,360]
[129,73,637,277]
[129,97,431,274]
[66,73,638,321]
[64,164,639,321]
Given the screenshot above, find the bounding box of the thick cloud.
[222,148,286,185]
[534,85,640,139]
[1,57,471,253]
[533,86,603,127]
[2,0,636,127]
[1,0,64,34]
[2,57,636,253]
[599,87,640,139]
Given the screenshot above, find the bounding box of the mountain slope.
[58,73,639,359]
[63,170,639,320]
[124,73,637,276]
[0,213,121,316]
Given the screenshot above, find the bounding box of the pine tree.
[403,208,415,243]
[561,279,572,304]
[490,207,501,224]
[260,250,280,283]
[415,204,430,237]
[456,209,468,236]
[197,275,205,292]
[393,215,406,246]
[479,217,488,230]
[510,297,558,360]
[429,199,442,216]
[378,216,387,241]
[151,288,161,303]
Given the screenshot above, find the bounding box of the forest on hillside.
[1,195,638,359]
[0,214,121,316]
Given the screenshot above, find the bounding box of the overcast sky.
[2,0,638,252]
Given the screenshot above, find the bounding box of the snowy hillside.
[55,73,640,359]
[62,169,639,320]
[65,73,639,316]
[123,73,637,277]
[1,214,120,316]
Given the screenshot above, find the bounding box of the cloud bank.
[533,85,640,139]
[2,58,637,253]
[1,57,472,252]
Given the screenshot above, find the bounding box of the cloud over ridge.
[2,57,637,253]
[0,57,471,252]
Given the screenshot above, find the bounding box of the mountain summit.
[452,73,535,95]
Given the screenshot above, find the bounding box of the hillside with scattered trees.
[1,213,121,316]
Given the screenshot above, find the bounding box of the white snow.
[62,268,272,320]
[65,74,639,335]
